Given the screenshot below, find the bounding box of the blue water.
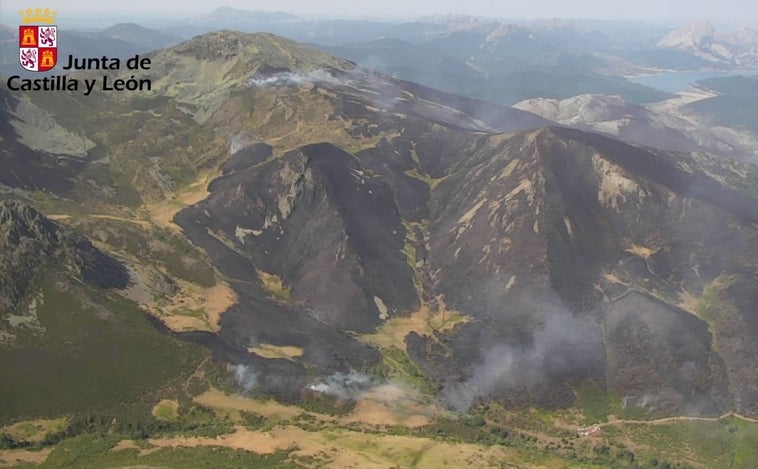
[628,69,758,93]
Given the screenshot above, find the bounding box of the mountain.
[0,201,215,427]
[0,86,88,193]
[0,25,19,75]
[686,75,758,132]
[410,125,758,413]
[166,7,394,45]
[0,201,128,314]
[514,93,758,160]
[697,74,758,96]
[2,29,758,468]
[316,28,674,105]
[99,23,183,50]
[1,29,549,402]
[658,22,726,58]
[179,111,758,414]
[657,21,758,66]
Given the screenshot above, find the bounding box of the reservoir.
[628,68,758,93]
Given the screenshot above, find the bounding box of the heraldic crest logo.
[19,7,58,72]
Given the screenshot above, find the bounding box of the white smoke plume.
[246,69,341,87]
[229,134,249,155]
[306,371,375,399]
[442,291,603,412]
[232,364,258,391]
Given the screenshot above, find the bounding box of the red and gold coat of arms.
[19,8,58,72]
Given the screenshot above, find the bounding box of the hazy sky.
[3,0,757,23]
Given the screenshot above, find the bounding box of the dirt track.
[598,411,758,428]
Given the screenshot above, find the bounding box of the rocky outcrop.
[0,201,129,312]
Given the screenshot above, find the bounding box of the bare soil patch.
[0,448,52,466]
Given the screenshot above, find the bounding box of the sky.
[2,0,757,24]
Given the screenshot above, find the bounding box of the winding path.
[596,411,758,428]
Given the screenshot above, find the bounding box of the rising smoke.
[231,361,378,400]
[442,290,604,412]
[246,69,341,87]
[231,364,258,391]
[246,66,407,114]
[229,134,249,154]
[307,371,375,400]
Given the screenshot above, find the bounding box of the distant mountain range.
[514,92,758,160]
[658,22,758,66]
[3,10,757,98]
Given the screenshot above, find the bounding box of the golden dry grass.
[625,243,658,259]
[602,272,626,285]
[193,388,309,420]
[257,270,292,302]
[339,399,431,428]
[137,424,523,468]
[340,381,440,428]
[111,439,141,452]
[146,425,286,455]
[147,278,237,333]
[361,296,469,350]
[0,448,52,467]
[258,88,400,157]
[145,169,219,233]
[196,383,437,429]
[247,344,304,361]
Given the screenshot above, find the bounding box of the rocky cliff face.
[0,201,129,314]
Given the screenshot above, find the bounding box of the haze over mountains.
[657,22,758,65]
[1,7,758,469]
